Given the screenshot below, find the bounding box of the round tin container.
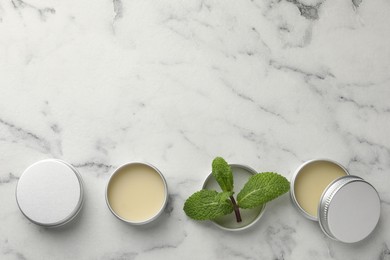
[202,164,266,232]
[291,159,381,243]
[105,162,168,225]
[16,159,84,228]
[290,159,349,221]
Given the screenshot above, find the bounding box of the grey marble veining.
[1,0,390,259]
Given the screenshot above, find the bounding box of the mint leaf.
[183,190,234,220]
[237,172,290,209]
[212,157,234,192]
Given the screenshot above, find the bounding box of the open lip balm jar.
[106,162,168,225]
[291,159,381,243]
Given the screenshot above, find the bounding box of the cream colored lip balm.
[106,162,168,225]
[291,159,348,220]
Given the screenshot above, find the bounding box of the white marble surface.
[1,0,390,259]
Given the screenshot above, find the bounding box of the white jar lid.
[16,159,84,227]
[318,176,380,243]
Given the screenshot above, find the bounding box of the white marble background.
[1,0,390,259]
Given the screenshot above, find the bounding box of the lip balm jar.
[290,159,381,243]
[106,162,168,225]
[16,159,84,228]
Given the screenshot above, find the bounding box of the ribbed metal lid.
[318,175,380,243]
[16,159,84,227]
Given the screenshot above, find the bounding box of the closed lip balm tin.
[16,159,84,228]
[290,159,381,243]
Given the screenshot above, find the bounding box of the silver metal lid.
[318,175,380,243]
[16,159,84,227]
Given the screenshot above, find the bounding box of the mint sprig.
[183,157,290,223]
[183,190,234,220]
[212,157,234,192]
[237,172,290,209]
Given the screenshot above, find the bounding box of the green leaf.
[237,172,290,209]
[183,190,234,220]
[212,157,234,192]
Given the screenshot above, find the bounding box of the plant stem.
[229,196,242,222]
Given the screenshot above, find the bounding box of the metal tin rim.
[290,159,349,221]
[105,162,168,225]
[318,175,380,243]
[16,159,85,228]
[202,164,267,232]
